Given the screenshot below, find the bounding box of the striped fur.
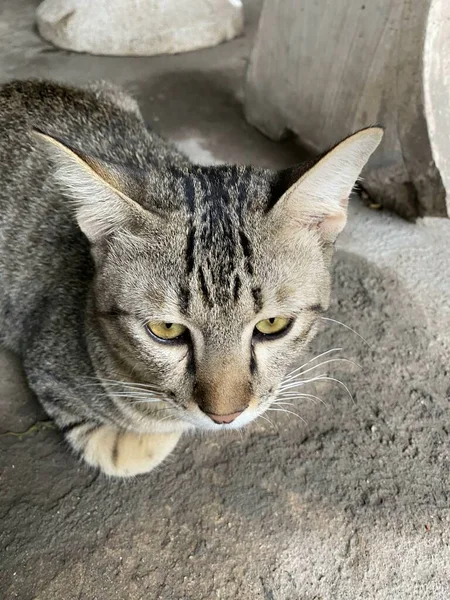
[0,79,381,476]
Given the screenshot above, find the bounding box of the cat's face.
[91,176,331,430]
[37,128,382,430]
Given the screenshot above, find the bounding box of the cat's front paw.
[65,423,181,477]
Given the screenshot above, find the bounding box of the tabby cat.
[0,80,382,476]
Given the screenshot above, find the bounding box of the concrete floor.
[2,1,450,599]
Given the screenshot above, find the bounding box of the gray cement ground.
[1,1,450,598]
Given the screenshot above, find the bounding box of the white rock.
[36,0,244,57]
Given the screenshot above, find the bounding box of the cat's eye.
[254,317,291,337]
[145,321,187,341]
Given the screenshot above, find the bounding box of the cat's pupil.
[268,318,275,324]
[165,323,173,329]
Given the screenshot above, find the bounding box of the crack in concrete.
[0,420,56,438]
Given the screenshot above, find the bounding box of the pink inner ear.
[319,210,347,237]
[302,196,348,237]
[306,197,349,231]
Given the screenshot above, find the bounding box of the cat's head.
[35,127,382,430]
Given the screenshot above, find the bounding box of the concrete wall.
[245,0,450,219]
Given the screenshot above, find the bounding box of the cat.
[0,79,382,476]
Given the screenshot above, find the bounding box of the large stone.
[245,0,450,220]
[36,0,244,56]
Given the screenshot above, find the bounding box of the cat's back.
[0,79,178,169]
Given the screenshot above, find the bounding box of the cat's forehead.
[167,164,272,312]
[105,163,326,319]
[166,163,271,213]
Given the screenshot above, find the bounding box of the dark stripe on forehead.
[183,174,196,213]
[180,173,196,312]
[198,266,214,308]
[239,229,254,276]
[196,168,209,193]
[252,287,263,312]
[239,229,252,258]
[236,167,251,219]
[178,165,260,308]
[179,284,190,315]
[235,170,254,270]
[225,165,239,197]
[198,169,239,297]
[233,274,241,302]
[185,223,195,274]
[236,169,260,306]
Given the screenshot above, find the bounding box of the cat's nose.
[205,410,243,424]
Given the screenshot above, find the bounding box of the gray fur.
[0,79,381,475]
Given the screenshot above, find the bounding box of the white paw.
[66,423,181,477]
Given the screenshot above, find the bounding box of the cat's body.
[0,79,382,476]
[0,81,188,427]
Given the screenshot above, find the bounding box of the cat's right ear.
[268,127,383,243]
[33,129,152,242]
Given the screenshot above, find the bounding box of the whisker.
[108,394,163,402]
[277,391,329,407]
[267,407,308,425]
[128,398,172,405]
[257,413,276,428]
[152,406,180,422]
[320,316,371,347]
[277,393,320,405]
[271,400,297,408]
[81,384,165,394]
[283,347,343,380]
[136,406,174,412]
[283,357,361,383]
[236,428,245,441]
[282,375,355,404]
[80,381,164,393]
[279,374,332,390]
[79,376,163,389]
[105,390,163,397]
[157,415,177,423]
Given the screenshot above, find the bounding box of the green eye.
[146,322,187,341]
[255,317,291,336]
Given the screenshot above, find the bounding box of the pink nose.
[206,410,243,424]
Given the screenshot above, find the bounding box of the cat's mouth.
[200,409,244,425]
[186,406,256,431]
[176,397,267,431]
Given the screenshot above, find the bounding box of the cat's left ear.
[33,128,153,242]
[270,127,383,242]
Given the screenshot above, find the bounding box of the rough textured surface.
[245,0,450,220]
[37,0,244,56]
[1,1,450,598]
